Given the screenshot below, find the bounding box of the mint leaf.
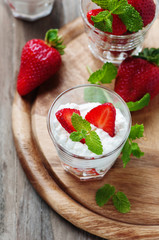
[110,0,128,14]
[121,140,132,168]
[81,129,87,138]
[129,124,144,140]
[70,132,83,142]
[88,63,117,84]
[112,192,131,213]
[131,142,144,158]
[92,0,143,33]
[70,114,103,155]
[88,69,105,84]
[85,131,103,155]
[96,184,131,213]
[127,93,150,112]
[119,4,143,32]
[91,11,113,32]
[96,184,115,207]
[101,63,118,83]
[92,0,120,10]
[121,124,144,168]
[71,113,91,132]
[138,48,159,66]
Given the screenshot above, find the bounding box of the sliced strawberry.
[55,108,80,133]
[85,103,116,137]
[55,108,86,143]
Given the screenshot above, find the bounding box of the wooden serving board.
[12,17,159,239]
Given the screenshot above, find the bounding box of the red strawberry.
[87,9,127,35]
[85,103,116,137]
[56,108,80,133]
[56,108,86,144]
[17,29,65,96]
[128,0,156,27]
[114,50,159,102]
[111,14,127,35]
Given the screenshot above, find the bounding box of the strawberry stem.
[45,29,65,55]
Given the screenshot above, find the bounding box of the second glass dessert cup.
[47,85,131,181]
[80,0,159,65]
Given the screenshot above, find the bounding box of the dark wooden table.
[0,0,105,239]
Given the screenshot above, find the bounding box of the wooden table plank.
[0,0,105,239]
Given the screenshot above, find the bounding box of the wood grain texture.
[1,0,106,240]
[12,17,159,239]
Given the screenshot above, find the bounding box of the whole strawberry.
[128,0,156,27]
[17,29,65,96]
[115,48,159,102]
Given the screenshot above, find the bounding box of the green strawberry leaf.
[88,62,117,84]
[96,184,115,207]
[45,29,66,55]
[127,93,150,112]
[85,131,103,155]
[71,113,91,132]
[112,191,131,213]
[129,124,144,140]
[70,132,84,142]
[138,48,159,66]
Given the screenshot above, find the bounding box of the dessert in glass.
[80,0,159,65]
[5,0,55,21]
[47,85,131,181]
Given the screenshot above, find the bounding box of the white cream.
[52,102,128,157]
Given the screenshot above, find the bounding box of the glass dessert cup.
[80,0,159,65]
[5,0,55,21]
[47,85,131,181]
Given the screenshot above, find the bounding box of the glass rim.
[79,0,158,39]
[47,84,132,161]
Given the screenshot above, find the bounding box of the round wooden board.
[12,18,159,239]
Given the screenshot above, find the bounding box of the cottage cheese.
[51,102,128,157]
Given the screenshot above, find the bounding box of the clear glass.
[5,0,55,21]
[80,0,159,65]
[47,85,131,181]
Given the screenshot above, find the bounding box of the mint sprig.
[96,184,131,213]
[70,113,103,155]
[127,93,150,112]
[91,0,143,33]
[88,62,117,84]
[121,124,144,168]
